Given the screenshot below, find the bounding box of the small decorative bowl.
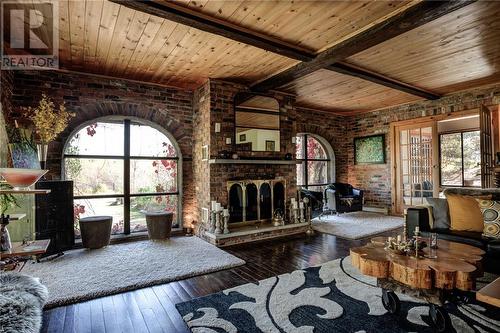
[0,168,48,190]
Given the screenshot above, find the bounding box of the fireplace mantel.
[209,159,301,165]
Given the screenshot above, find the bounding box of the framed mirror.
[234,93,280,152]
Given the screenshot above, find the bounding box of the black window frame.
[439,129,481,188]
[296,134,331,189]
[63,118,181,235]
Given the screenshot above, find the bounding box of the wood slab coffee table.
[350,237,485,332]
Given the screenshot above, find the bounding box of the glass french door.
[395,123,438,214]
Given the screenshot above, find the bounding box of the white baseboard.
[362,206,389,215]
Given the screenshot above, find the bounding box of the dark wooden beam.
[328,62,440,100]
[252,0,475,92]
[111,0,446,100]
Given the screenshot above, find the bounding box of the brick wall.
[7,70,196,226]
[347,84,500,210]
[208,80,298,209]
[192,81,211,230]
[295,108,349,183]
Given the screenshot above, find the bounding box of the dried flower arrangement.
[25,94,74,144]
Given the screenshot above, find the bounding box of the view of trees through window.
[440,130,481,187]
[296,134,330,192]
[64,119,180,238]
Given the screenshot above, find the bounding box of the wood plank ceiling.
[51,0,500,113]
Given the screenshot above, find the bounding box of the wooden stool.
[79,216,112,249]
[144,211,173,240]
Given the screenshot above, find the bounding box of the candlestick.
[215,202,222,211]
[215,211,222,234]
[223,208,229,217]
[211,200,217,211]
[223,215,230,234]
[210,211,217,233]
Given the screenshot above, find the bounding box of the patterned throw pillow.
[476,199,500,239]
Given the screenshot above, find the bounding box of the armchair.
[323,183,363,214]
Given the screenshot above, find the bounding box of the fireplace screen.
[227,179,286,225]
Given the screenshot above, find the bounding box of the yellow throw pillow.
[446,194,484,232]
[476,199,500,239]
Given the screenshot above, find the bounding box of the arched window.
[295,134,334,191]
[63,117,181,237]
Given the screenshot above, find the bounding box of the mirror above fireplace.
[234,93,280,152]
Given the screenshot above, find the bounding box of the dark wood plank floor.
[41,230,400,333]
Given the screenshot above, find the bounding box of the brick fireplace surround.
[2,69,500,246]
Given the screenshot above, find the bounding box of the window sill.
[73,228,184,248]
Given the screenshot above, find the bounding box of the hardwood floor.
[41,230,401,333]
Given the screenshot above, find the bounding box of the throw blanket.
[0,272,48,333]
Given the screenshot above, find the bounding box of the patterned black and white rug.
[176,257,500,332]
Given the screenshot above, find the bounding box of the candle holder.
[215,211,222,234]
[304,201,314,236]
[299,205,305,223]
[223,214,230,234]
[210,211,217,233]
[294,208,300,224]
[289,204,295,224]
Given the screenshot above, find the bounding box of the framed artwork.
[9,142,40,169]
[239,134,246,142]
[354,134,385,164]
[265,140,275,152]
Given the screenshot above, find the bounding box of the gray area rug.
[312,211,403,239]
[176,257,500,333]
[22,236,245,308]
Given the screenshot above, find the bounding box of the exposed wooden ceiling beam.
[111,0,442,100]
[328,62,440,100]
[251,0,475,93]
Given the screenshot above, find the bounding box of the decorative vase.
[37,143,48,171]
[0,214,12,252]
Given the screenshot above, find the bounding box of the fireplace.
[227,179,286,225]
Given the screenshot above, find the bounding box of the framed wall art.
[354,134,385,165]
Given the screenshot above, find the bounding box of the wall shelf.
[8,213,27,221]
[209,159,301,165]
[0,189,51,195]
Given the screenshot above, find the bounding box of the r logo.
[1,0,59,69]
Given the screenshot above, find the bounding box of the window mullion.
[461,132,465,187]
[124,119,131,234]
[304,134,308,188]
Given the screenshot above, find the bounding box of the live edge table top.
[350,237,485,291]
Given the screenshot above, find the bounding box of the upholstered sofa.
[406,187,500,274]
